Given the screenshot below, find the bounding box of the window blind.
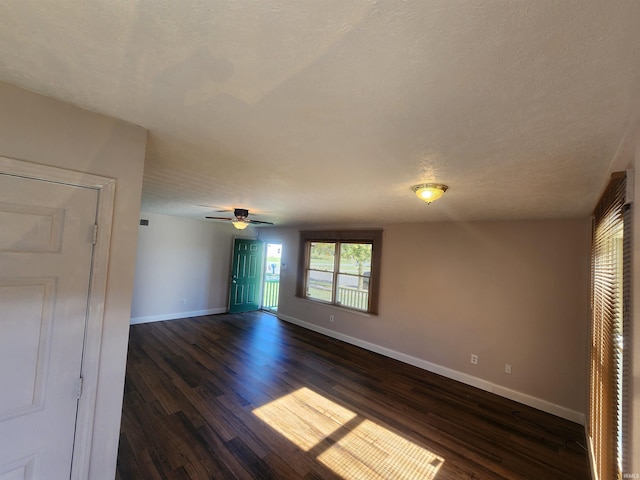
[589,171,630,480]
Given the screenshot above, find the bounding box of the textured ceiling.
[1,1,639,226]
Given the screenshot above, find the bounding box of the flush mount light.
[412,183,448,204]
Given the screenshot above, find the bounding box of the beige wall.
[131,212,254,322]
[0,82,147,479]
[260,218,591,419]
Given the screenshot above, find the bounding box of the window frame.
[296,230,382,315]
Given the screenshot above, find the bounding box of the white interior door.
[0,174,98,480]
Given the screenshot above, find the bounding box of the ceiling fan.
[205,208,274,230]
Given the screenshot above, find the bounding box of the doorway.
[262,243,282,312]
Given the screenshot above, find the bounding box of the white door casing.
[0,157,115,480]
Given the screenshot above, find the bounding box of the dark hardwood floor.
[116,311,590,479]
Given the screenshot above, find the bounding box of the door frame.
[0,156,116,480]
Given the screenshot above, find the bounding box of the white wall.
[259,218,591,422]
[131,212,255,323]
[0,82,146,479]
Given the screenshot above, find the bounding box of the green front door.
[229,238,264,313]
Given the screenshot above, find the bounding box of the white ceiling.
[1,1,639,226]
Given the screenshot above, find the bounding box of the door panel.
[229,239,264,313]
[0,204,64,253]
[0,278,55,420]
[0,459,33,480]
[0,175,97,480]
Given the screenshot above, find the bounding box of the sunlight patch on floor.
[253,387,444,479]
[317,418,443,480]
[252,387,357,451]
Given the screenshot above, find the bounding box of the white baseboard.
[277,313,586,425]
[130,307,227,325]
[492,385,585,424]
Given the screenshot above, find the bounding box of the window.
[297,230,382,314]
[589,171,631,480]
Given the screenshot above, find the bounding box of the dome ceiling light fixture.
[412,183,448,204]
[231,218,250,230]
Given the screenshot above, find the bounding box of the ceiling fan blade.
[198,204,233,212]
[248,220,274,225]
[205,216,232,221]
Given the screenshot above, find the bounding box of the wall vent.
[139,219,149,226]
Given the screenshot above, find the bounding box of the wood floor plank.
[116,312,590,479]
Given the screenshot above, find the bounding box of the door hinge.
[92,224,98,245]
[76,377,83,400]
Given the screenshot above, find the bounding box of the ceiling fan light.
[412,183,448,204]
[232,219,250,230]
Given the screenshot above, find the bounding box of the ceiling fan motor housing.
[234,208,249,219]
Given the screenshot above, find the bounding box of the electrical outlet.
[329,314,334,322]
[505,364,512,374]
[470,354,478,365]
[181,298,186,305]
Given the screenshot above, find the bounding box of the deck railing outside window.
[263,276,279,311]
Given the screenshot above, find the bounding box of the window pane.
[337,274,369,311]
[306,270,333,302]
[339,243,371,274]
[337,243,371,310]
[310,242,335,272]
